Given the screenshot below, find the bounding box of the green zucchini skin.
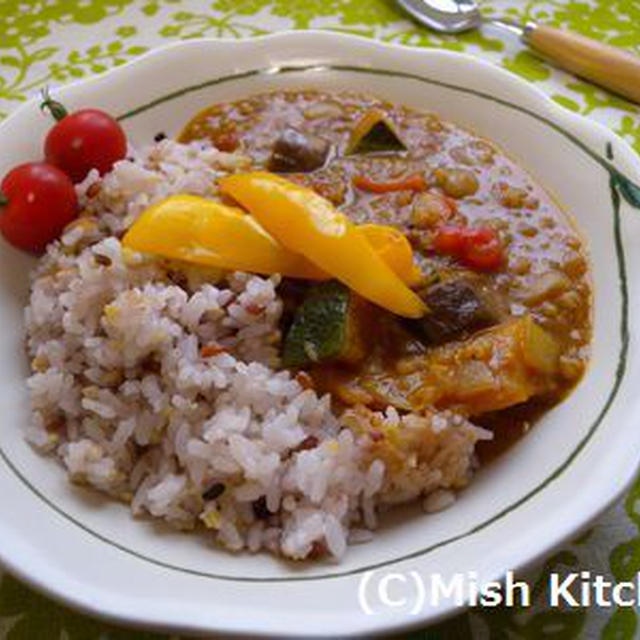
[282,281,364,368]
[350,120,406,154]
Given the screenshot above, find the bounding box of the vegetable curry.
[178,89,591,461]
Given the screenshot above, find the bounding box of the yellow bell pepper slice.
[359,224,422,287]
[122,195,422,287]
[219,172,426,318]
[122,194,325,279]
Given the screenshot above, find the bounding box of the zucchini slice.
[346,109,407,155]
[282,281,366,368]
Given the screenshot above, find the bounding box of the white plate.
[1,32,640,638]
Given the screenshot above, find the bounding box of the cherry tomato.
[0,162,78,253]
[41,92,127,183]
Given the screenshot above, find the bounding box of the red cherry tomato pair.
[0,90,127,253]
[433,224,503,271]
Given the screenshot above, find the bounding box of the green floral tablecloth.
[1,1,639,638]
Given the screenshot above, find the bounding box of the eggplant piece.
[346,109,407,155]
[282,281,367,368]
[267,127,330,173]
[405,279,499,344]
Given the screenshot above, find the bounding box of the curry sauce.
[181,89,591,459]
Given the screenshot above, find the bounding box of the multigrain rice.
[24,139,491,560]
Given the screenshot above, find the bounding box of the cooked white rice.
[24,139,491,561]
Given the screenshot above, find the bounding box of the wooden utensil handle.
[523,23,640,104]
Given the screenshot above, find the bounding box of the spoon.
[397,0,640,104]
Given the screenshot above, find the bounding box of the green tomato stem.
[0,192,8,207]
[40,87,68,122]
